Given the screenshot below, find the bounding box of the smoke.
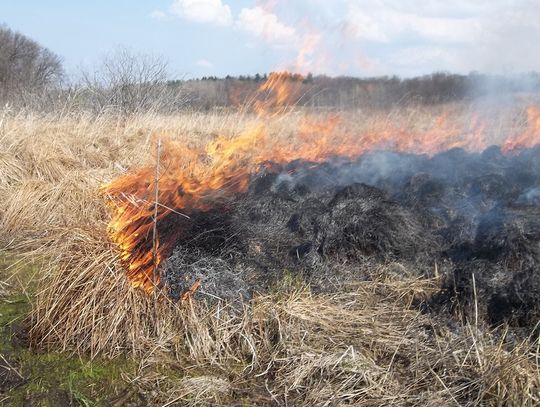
[263,144,540,254]
[164,144,540,325]
[518,187,540,206]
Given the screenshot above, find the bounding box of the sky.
[1,0,540,79]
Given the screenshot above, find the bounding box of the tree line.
[181,72,540,110]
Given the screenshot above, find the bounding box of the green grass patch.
[1,254,139,406]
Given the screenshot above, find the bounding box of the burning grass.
[1,103,540,405]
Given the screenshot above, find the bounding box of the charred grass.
[0,107,539,405]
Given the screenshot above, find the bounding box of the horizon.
[2,1,540,80]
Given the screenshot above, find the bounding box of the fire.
[502,105,540,154]
[102,72,540,293]
[253,71,304,115]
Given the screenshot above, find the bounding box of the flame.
[102,72,540,293]
[253,71,304,115]
[502,106,540,154]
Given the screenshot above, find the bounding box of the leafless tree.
[0,25,64,107]
[80,47,187,114]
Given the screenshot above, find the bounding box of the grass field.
[1,105,539,406]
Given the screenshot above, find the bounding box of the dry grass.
[0,106,539,405]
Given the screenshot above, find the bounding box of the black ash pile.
[164,145,540,326]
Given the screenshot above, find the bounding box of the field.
[1,104,540,406]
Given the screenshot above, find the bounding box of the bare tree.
[81,47,187,114]
[0,25,64,107]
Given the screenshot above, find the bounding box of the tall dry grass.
[0,106,539,405]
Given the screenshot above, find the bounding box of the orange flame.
[502,105,540,154]
[102,72,540,293]
[253,71,304,115]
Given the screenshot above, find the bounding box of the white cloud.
[343,8,389,42]
[344,2,482,44]
[236,6,297,46]
[406,15,481,44]
[337,0,540,75]
[150,10,169,21]
[170,0,232,26]
[196,58,213,68]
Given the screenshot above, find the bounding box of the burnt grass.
[164,145,540,329]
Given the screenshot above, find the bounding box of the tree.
[81,47,186,114]
[0,25,64,105]
[303,72,313,84]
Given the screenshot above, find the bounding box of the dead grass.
[0,106,539,405]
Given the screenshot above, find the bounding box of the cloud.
[344,2,482,44]
[236,6,297,46]
[196,58,213,68]
[343,8,389,42]
[472,2,540,73]
[336,0,540,75]
[170,0,232,26]
[149,10,169,21]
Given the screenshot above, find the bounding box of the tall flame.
[102,73,540,293]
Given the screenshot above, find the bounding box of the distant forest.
[178,72,540,110]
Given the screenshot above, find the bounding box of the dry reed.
[0,107,538,405]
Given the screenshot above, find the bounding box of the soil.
[0,354,25,393]
[22,389,74,407]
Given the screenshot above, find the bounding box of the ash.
[164,145,540,327]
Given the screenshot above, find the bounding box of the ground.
[0,254,142,406]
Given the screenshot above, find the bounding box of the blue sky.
[1,1,539,79]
